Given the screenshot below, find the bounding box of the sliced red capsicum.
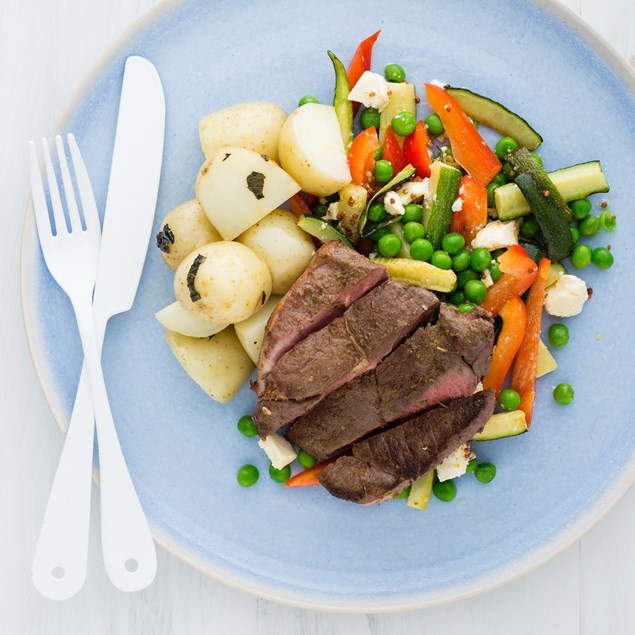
[347,29,381,112]
[481,245,538,317]
[347,127,380,186]
[284,458,338,487]
[482,296,527,396]
[288,193,312,218]
[510,257,550,425]
[425,83,502,187]
[449,175,488,244]
[382,127,406,174]
[403,120,432,179]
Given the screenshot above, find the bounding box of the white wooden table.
[2,1,633,632]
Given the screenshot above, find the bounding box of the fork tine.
[41,138,68,235]
[67,134,100,233]
[55,135,83,233]
[28,141,54,240]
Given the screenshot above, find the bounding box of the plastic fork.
[29,135,156,599]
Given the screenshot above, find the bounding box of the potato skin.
[199,102,286,163]
[237,209,315,294]
[157,200,221,271]
[174,241,272,324]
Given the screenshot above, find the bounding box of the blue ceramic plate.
[21,0,635,611]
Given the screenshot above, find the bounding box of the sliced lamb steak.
[318,390,496,504]
[254,281,438,436]
[287,304,494,459]
[254,241,387,395]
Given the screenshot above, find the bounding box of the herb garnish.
[187,254,207,302]
[247,171,266,200]
[156,224,175,253]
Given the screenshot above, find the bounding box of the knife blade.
[32,56,165,600]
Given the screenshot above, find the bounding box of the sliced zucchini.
[518,239,544,264]
[446,86,543,150]
[387,223,412,258]
[327,50,353,150]
[472,410,528,441]
[379,82,416,146]
[423,160,463,249]
[297,215,353,248]
[536,338,557,378]
[495,160,609,221]
[407,471,434,511]
[546,262,566,288]
[336,183,367,244]
[372,257,457,292]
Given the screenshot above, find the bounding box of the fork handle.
[72,297,157,592]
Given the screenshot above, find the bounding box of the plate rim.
[20,0,635,612]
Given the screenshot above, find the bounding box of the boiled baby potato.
[234,294,281,365]
[237,209,315,294]
[277,103,351,196]
[196,147,300,240]
[155,301,227,338]
[164,327,253,403]
[157,199,222,271]
[199,102,287,163]
[174,241,272,324]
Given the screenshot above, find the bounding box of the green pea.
[553,383,574,405]
[268,463,292,483]
[313,203,328,218]
[489,261,502,282]
[237,415,258,438]
[441,232,465,255]
[369,226,391,242]
[491,172,507,186]
[298,450,316,469]
[502,161,517,182]
[458,302,476,314]
[470,248,492,272]
[520,215,539,239]
[391,111,417,137]
[403,221,426,243]
[599,211,617,231]
[374,147,383,161]
[591,247,614,269]
[237,464,259,487]
[360,107,380,130]
[430,250,452,270]
[457,268,480,289]
[570,226,580,245]
[569,198,591,220]
[410,238,434,261]
[486,182,499,207]
[447,290,465,305]
[433,479,456,502]
[475,462,496,484]
[368,202,387,223]
[548,323,569,347]
[298,95,320,107]
[579,214,600,237]
[384,63,406,82]
[396,484,411,499]
[495,136,518,161]
[424,113,444,137]
[377,233,402,257]
[571,243,592,269]
[464,279,487,304]
[374,159,393,184]
[498,388,521,411]
[531,152,543,166]
[402,203,423,223]
[466,458,478,473]
[451,250,471,272]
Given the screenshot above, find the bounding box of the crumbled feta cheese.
[398,179,429,205]
[481,268,494,288]
[474,381,483,393]
[347,71,390,111]
[383,190,405,216]
[471,220,519,250]
[436,443,474,482]
[258,434,297,469]
[451,197,463,213]
[324,201,339,221]
[430,79,449,89]
[544,274,588,317]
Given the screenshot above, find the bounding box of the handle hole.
[52,566,65,579]
[124,558,139,573]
